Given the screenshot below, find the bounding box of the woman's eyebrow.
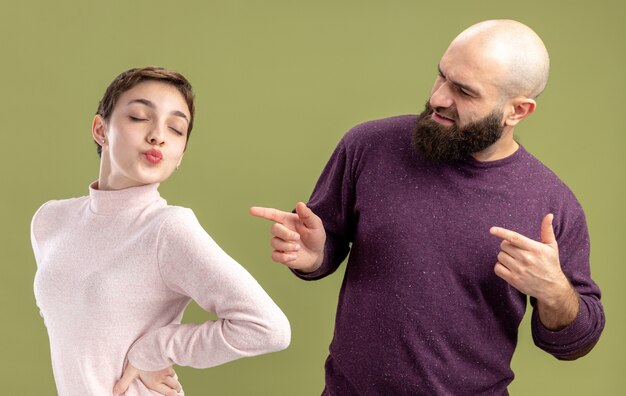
[127,98,155,108]
[171,110,189,124]
[127,98,189,123]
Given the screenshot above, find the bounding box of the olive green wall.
[1,1,623,394]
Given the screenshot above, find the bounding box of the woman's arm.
[126,207,290,371]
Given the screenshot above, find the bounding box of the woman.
[31,67,291,395]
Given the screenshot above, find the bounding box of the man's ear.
[92,115,107,146]
[504,97,536,127]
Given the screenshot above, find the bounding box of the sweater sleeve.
[292,134,357,281]
[31,201,53,325]
[30,201,54,268]
[127,208,290,371]
[531,210,605,359]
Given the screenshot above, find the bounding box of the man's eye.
[459,88,472,97]
[129,116,147,121]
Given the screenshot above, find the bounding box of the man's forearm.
[536,282,580,330]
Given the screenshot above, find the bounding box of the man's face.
[412,42,511,161]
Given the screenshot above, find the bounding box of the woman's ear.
[504,97,536,127]
[92,115,107,146]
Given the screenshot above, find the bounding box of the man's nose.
[430,81,454,109]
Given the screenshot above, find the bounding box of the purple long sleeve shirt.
[296,115,605,395]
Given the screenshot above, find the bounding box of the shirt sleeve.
[531,209,605,359]
[292,134,357,281]
[127,208,291,371]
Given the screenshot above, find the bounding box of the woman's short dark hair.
[95,66,195,157]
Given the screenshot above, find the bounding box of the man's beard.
[412,102,505,162]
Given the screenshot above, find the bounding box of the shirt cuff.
[531,296,595,355]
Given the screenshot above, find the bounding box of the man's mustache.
[424,102,459,122]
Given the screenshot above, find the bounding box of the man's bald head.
[448,19,550,99]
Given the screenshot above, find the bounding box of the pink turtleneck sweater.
[31,182,290,396]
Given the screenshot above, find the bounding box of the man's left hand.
[490,214,579,330]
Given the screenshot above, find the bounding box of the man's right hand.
[250,202,326,273]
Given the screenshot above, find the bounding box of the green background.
[1,1,623,394]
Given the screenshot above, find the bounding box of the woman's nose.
[146,125,165,145]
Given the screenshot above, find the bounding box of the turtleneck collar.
[88,181,163,215]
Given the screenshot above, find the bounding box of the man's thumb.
[295,202,322,229]
[540,213,557,245]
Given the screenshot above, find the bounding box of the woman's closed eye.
[169,126,184,136]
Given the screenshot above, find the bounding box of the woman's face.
[93,81,191,190]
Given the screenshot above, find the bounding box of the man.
[251,19,605,395]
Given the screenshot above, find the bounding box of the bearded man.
[252,19,605,395]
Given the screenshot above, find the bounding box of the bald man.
[252,20,605,394]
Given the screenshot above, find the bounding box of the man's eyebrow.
[127,98,189,123]
[437,64,481,96]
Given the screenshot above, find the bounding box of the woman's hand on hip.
[113,362,182,396]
